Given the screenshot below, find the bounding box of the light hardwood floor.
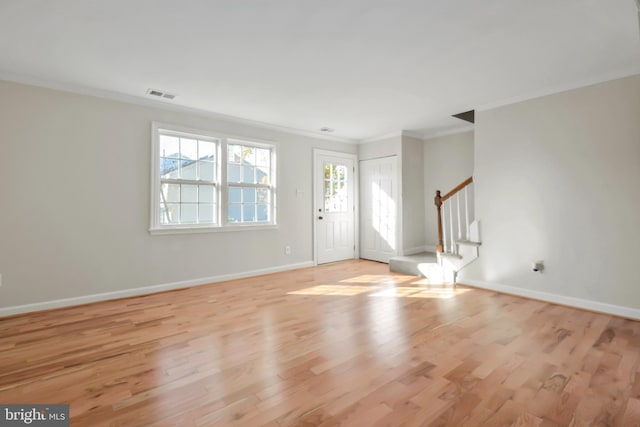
[1,260,639,426]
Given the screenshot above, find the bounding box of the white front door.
[314,151,356,264]
[360,156,398,263]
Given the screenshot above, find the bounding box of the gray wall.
[358,136,401,161]
[461,75,640,309]
[423,131,474,249]
[401,135,426,253]
[0,80,356,309]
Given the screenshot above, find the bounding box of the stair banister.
[435,176,473,253]
[434,190,444,252]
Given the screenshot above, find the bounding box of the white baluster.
[449,200,454,254]
[456,192,462,241]
[442,200,448,254]
[465,185,470,240]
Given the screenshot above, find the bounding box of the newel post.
[434,190,443,253]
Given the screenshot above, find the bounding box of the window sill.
[149,224,278,235]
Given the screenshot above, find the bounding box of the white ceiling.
[1,0,639,142]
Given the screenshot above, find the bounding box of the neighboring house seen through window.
[159,133,218,226]
[227,143,273,223]
[150,123,276,233]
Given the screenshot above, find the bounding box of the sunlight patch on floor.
[340,275,389,284]
[411,278,451,286]
[288,283,472,299]
[288,285,378,296]
[340,275,414,284]
[368,287,472,299]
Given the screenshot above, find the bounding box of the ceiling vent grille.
[146,89,176,100]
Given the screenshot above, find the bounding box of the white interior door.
[360,156,398,263]
[314,151,356,264]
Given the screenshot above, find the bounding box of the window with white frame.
[226,142,273,223]
[151,123,276,233]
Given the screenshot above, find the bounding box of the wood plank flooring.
[1,259,639,426]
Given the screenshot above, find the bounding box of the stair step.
[440,252,463,260]
[455,240,482,247]
[389,252,438,277]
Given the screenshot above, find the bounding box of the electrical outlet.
[531,261,544,273]
[285,246,291,255]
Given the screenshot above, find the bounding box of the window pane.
[228,204,241,223]
[256,167,269,185]
[257,204,269,221]
[198,203,215,223]
[182,184,198,203]
[242,165,255,184]
[181,160,197,180]
[199,185,214,203]
[324,163,348,213]
[159,135,179,158]
[243,187,256,203]
[181,204,197,224]
[199,140,215,160]
[228,144,241,164]
[162,183,180,203]
[256,148,270,167]
[242,146,255,165]
[180,137,198,160]
[160,157,180,178]
[257,188,269,203]
[162,203,180,224]
[228,187,241,203]
[199,161,214,182]
[228,164,241,183]
[243,204,256,222]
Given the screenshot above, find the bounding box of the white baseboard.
[403,245,437,256]
[0,261,315,318]
[461,278,640,320]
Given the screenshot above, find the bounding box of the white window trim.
[222,138,277,228]
[149,122,278,234]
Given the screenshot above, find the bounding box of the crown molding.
[475,66,640,112]
[0,70,359,144]
[422,125,474,140]
[359,129,427,144]
[359,130,404,144]
[400,130,426,140]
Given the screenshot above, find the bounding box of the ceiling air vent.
[146,89,176,100]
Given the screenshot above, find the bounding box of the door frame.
[313,149,359,265]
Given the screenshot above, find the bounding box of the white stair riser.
[438,220,481,283]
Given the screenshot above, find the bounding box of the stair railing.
[434,176,473,255]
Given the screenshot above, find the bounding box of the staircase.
[389,252,438,278]
[390,176,480,283]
